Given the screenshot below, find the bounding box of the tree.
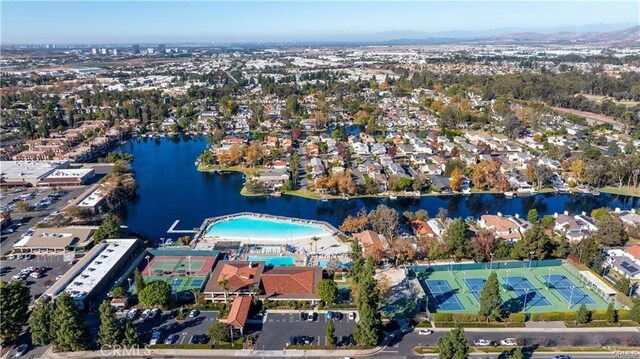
[478,272,504,321]
[594,215,628,246]
[29,300,53,346]
[615,276,631,296]
[122,319,139,347]
[576,304,590,325]
[450,168,463,192]
[517,224,553,259]
[209,322,231,343]
[353,258,381,346]
[368,204,399,240]
[340,211,369,234]
[137,281,172,308]
[51,292,89,352]
[98,300,122,346]
[0,280,30,345]
[437,322,469,359]
[326,319,336,346]
[111,286,127,298]
[511,347,525,359]
[93,214,122,242]
[218,275,231,304]
[348,240,365,286]
[415,209,429,221]
[527,209,539,223]
[471,230,496,262]
[15,200,30,213]
[318,279,339,305]
[445,219,470,259]
[606,302,618,323]
[629,301,640,324]
[133,268,145,293]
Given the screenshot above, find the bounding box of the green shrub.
[507,313,526,323]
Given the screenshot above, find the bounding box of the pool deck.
[194,212,349,256]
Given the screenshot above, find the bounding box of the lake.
[119,136,639,240]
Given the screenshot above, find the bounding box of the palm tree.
[190,288,200,305]
[218,276,230,304]
[311,236,320,253]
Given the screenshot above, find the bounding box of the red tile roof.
[227,296,252,329]
[261,267,322,300]
[625,244,640,261]
[204,261,264,294]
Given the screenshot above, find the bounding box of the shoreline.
[196,165,640,201]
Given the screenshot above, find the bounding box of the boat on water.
[321,196,328,202]
[504,191,515,198]
[389,195,397,200]
[273,191,282,198]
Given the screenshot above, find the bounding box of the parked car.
[348,312,357,320]
[29,272,42,279]
[307,312,316,321]
[474,339,493,346]
[150,308,161,319]
[140,309,151,321]
[164,334,178,345]
[500,338,518,346]
[149,331,162,345]
[190,334,209,344]
[334,312,343,320]
[417,329,433,336]
[126,308,138,320]
[326,311,334,319]
[13,344,29,357]
[287,336,297,347]
[189,309,199,318]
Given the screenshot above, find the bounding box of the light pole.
[568,285,575,310]
[547,268,554,288]
[523,288,530,312]
[489,252,494,272]
[127,278,132,292]
[145,255,151,276]
[578,248,583,264]
[187,256,192,275]
[528,251,534,269]
[463,271,467,294]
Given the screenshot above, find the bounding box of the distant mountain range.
[324,23,640,46]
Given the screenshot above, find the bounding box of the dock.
[166,220,198,234]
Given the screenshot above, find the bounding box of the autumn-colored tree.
[353,110,373,125]
[228,144,244,165]
[471,230,497,262]
[245,142,263,167]
[571,159,585,182]
[450,167,463,192]
[340,211,369,233]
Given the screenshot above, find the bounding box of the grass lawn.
[599,186,640,197]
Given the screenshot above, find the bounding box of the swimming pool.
[247,255,295,266]
[205,215,330,240]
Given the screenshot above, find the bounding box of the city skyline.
[1,1,639,44]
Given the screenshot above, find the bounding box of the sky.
[1,1,639,44]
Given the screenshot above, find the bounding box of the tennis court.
[414,261,610,314]
[144,255,214,276]
[503,276,551,308]
[424,279,465,311]
[543,274,595,307]
[463,278,486,301]
[145,275,209,293]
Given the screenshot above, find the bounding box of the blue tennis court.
[463,278,486,301]
[543,274,595,306]
[424,279,465,311]
[503,276,551,308]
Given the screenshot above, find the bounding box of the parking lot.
[0,256,74,303]
[131,310,218,345]
[256,311,357,350]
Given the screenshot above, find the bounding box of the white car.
[140,309,151,320]
[11,274,25,281]
[417,329,433,336]
[164,334,178,344]
[307,312,316,321]
[149,331,162,345]
[126,308,138,320]
[20,268,32,275]
[348,312,356,320]
[474,339,493,346]
[29,272,42,279]
[500,338,517,346]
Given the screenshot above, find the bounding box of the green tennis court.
[143,275,208,293]
[416,263,609,314]
[144,255,213,276]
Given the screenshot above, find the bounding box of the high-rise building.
[132,44,140,54]
[158,44,166,54]
[91,48,98,55]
